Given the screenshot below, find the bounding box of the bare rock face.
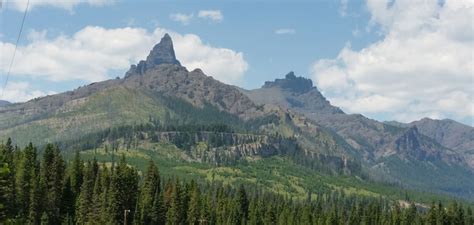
[0,100,10,107]
[125,33,181,77]
[408,118,474,154]
[263,71,313,93]
[245,72,344,115]
[120,34,270,120]
[146,33,181,67]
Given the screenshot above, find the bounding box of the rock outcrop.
[126,33,181,77]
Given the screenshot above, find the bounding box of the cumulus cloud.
[311,0,474,124]
[275,28,296,35]
[197,10,223,22]
[6,0,113,12]
[339,0,349,17]
[0,81,55,102]
[170,13,194,25]
[0,26,248,87]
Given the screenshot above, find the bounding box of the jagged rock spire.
[125,33,181,77]
[146,33,181,67]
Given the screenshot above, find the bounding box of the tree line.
[1,138,473,225]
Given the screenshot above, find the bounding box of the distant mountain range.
[0,100,11,107]
[1,34,472,200]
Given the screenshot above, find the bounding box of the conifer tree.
[76,161,95,224]
[28,173,42,225]
[237,184,249,222]
[109,155,138,225]
[40,144,65,224]
[187,180,200,225]
[0,162,11,222]
[426,202,437,225]
[137,160,161,225]
[166,179,184,225]
[16,143,38,218]
[0,138,16,219]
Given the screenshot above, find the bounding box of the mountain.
[1,34,473,200]
[245,72,343,115]
[387,118,474,168]
[244,72,474,198]
[0,100,11,107]
[0,34,353,171]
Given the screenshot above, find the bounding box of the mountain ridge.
[1,34,472,200]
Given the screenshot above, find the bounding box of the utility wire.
[1,0,30,98]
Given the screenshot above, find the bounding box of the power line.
[1,0,30,98]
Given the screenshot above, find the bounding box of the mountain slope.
[244,72,474,199]
[1,34,472,200]
[387,118,474,168]
[0,34,355,170]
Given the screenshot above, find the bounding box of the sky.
[0,0,472,125]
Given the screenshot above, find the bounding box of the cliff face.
[1,34,472,199]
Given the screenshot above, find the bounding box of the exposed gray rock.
[244,72,471,168]
[0,100,11,107]
[263,71,314,93]
[408,118,474,153]
[244,72,344,115]
[146,33,181,67]
[125,33,181,77]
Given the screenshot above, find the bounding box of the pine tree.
[137,160,161,225]
[28,173,42,225]
[0,162,11,222]
[16,143,38,218]
[426,202,437,225]
[99,164,112,225]
[70,151,84,198]
[61,177,75,224]
[166,179,183,225]
[87,169,104,224]
[0,138,16,219]
[237,185,249,222]
[187,180,200,225]
[40,144,65,224]
[436,201,447,225]
[76,161,95,224]
[109,155,138,225]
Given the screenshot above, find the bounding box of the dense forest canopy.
[0,138,473,225]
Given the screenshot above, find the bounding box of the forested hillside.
[1,139,473,225]
[1,34,473,225]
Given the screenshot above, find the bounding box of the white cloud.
[275,28,296,35]
[198,10,223,22]
[7,0,113,12]
[339,0,349,17]
[170,13,194,25]
[0,26,248,86]
[312,0,474,123]
[0,81,55,102]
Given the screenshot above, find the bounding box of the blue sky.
[0,0,473,125]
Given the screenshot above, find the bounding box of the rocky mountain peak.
[263,71,313,93]
[125,33,181,77]
[146,33,181,67]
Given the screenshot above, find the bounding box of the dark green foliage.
[1,141,472,225]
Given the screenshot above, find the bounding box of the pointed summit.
[125,33,182,77]
[146,33,181,67]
